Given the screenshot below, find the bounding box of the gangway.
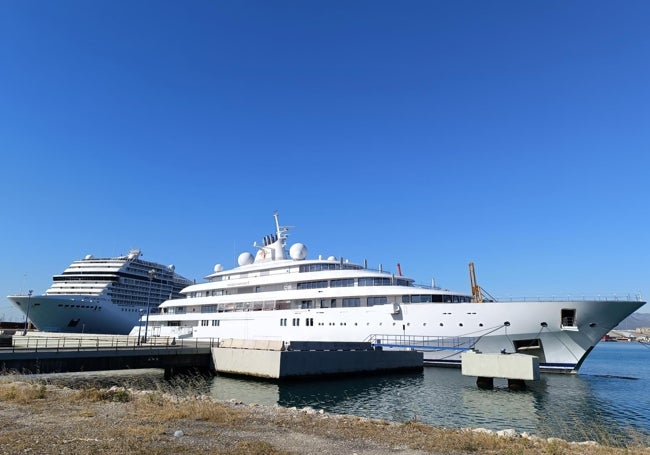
[366,334,477,352]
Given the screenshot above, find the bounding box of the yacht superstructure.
[8,249,193,334]
[135,215,645,372]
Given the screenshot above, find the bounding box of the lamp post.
[137,309,144,345]
[23,289,33,335]
[143,269,156,344]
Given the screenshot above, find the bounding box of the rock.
[173,430,184,438]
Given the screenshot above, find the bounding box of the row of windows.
[297,280,328,290]
[299,263,361,273]
[200,320,220,326]
[170,293,472,314]
[403,294,472,303]
[296,277,416,290]
[188,317,496,329]
[358,277,391,286]
[57,304,103,310]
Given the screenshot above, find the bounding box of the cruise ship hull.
[7,249,192,335]
[8,294,148,335]
[143,298,643,373]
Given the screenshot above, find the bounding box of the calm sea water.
[38,342,650,444]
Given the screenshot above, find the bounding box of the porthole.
[439,323,443,326]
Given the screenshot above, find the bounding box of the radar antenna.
[273,212,294,246]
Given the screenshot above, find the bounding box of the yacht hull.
[143,298,644,373]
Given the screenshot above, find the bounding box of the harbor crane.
[468,262,497,303]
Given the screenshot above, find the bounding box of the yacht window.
[211,320,220,326]
[301,301,314,309]
[342,298,360,307]
[331,279,354,287]
[367,297,387,306]
[297,281,328,290]
[300,263,339,273]
[358,277,391,286]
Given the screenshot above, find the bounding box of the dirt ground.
[0,382,646,455]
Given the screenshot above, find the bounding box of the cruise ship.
[8,249,193,335]
[133,214,645,373]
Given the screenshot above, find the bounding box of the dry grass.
[0,379,648,455]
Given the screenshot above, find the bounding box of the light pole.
[137,309,144,345]
[23,289,33,335]
[143,269,155,344]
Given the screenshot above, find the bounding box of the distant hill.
[615,312,650,330]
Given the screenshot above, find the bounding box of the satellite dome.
[213,263,223,272]
[327,256,336,261]
[168,264,175,271]
[237,252,255,266]
[289,243,308,260]
[84,254,93,260]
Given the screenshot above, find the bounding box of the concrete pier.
[212,339,423,379]
[0,333,213,377]
[461,350,539,390]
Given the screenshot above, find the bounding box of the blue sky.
[1,1,648,321]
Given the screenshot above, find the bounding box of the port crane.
[468,262,496,303]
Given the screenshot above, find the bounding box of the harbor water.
[40,341,650,444]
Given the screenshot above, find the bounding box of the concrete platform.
[212,340,423,379]
[461,350,539,390]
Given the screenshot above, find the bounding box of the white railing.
[0,334,218,353]
[492,294,643,302]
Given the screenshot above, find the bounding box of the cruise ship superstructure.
[134,214,645,373]
[8,249,193,335]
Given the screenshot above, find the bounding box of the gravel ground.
[1,382,647,455]
[0,383,438,454]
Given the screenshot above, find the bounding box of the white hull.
[8,294,146,335]
[7,249,192,335]
[139,298,643,373]
[130,213,645,373]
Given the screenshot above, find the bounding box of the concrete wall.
[461,351,540,380]
[211,347,422,379]
[212,348,282,378]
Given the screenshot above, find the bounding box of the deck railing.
[0,334,218,353]
[366,334,476,351]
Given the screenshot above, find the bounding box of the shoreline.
[1,380,648,454]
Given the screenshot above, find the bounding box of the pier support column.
[164,367,174,379]
[507,379,526,391]
[476,376,494,390]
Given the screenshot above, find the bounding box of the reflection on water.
[14,342,650,444]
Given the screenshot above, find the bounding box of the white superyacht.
[8,249,193,335]
[135,214,645,372]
